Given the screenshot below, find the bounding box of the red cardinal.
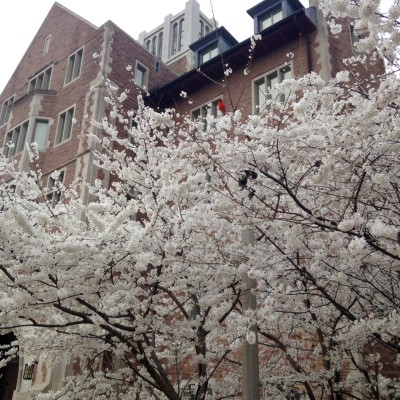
[218,98,226,115]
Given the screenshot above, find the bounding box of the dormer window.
[190,26,238,67]
[200,42,219,64]
[247,0,305,34]
[259,6,283,30]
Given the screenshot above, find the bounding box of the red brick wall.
[168,55,191,76]
[170,31,319,117]
[0,3,105,188]
[108,24,178,111]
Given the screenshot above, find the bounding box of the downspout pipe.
[294,15,313,73]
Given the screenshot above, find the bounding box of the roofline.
[189,26,239,52]
[54,2,98,29]
[149,7,315,98]
[247,0,304,18]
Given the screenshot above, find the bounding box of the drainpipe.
[294,15,313,74]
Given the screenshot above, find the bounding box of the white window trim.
[64,47,84,86]
[252,62,292,114]
[54,105,75,147]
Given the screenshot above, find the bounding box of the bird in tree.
[218,98,226,115]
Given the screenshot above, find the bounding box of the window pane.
[255,78,266,113]
[172,23,178,55]
[73,50,83,80]
[56,113,66,144]
[64,110,73,141]
[158,33,163,58]
[3,132,13,157]
[135,64,147,87]
[67,56,75,83]
[33,121,48,151]
[43,69,51,89]
[273,9,283,23]
[16,123,28,153]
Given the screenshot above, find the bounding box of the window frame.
[259,6,283,31]
[199,42,219,64]
[64,47,83,85]
[22,364,35,380]
[134,62,148,88]
[171,22,178,56]
[178,18,185,51]
[151,36,157,56]
[55,106,75,146]
[157,32,163,58]
[43,34,51,55]
[32,119,50,151]
[28,65,52,92]
[0,95,15,127]
[253,63,292,113]
[2,120,29,158]
[191,97,221,131]
[46,169,65,208]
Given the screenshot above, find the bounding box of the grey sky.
[0,0,310,93]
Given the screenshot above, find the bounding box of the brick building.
[0,0,387,399]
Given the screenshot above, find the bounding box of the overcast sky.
[0,0,312,93]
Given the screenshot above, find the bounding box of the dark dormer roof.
[247,0,304,18]
[190,26,238,53]
[190,26,239,67]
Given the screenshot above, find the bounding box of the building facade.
[138,0,217,75]
[0,0,387,399]
[0,3,177,399]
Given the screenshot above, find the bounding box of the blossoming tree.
[1,0,399,399]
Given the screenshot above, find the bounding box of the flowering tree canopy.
[0,1,399,399]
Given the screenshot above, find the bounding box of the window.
[46,170,65,207]
[3,121,29,158]
[199,42,219,64]
[259,7,283,30]
[172,22,178,55]
[146,40,151,52]
[254,64,292,113]
[199,20,204,38]
[179,18,185,50]
[152,36,157,56]
[128,114,138,147]
[182,382,196,400]
[29,66,52,92]
[23,364,35,380]
[350,24,366,59]
[43,34,51,55]
[135,62,148,88]
[32,119,49,151]
[191,98,220,130]
[158,32,163,58]
[65,48,83,84]
[55,107,74,145]
[0,96,14,126]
